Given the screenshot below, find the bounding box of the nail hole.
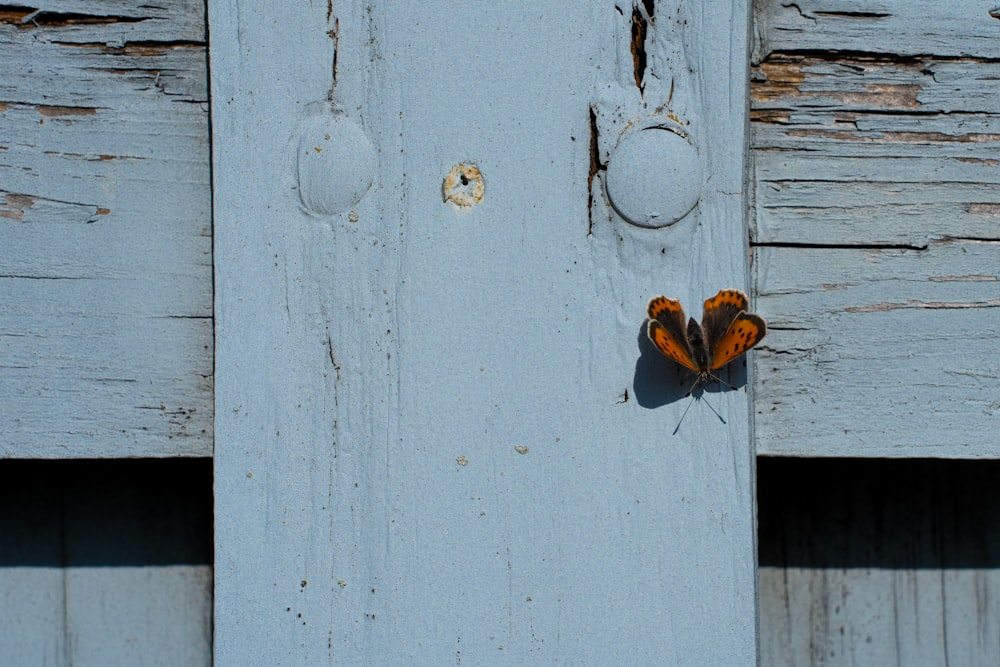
[443,164,485,207]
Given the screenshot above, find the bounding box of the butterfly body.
[647,289,766,388]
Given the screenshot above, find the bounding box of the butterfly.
[646,289,766,391]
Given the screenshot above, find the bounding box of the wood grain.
[751,1,1000,457]
[212,1,757,663]
[754,0,1000,59]
[0,1,212,457]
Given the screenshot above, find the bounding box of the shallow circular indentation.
[296,113,376,216]
[604,125,701,228]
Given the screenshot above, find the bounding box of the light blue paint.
[0,2,213,664]
[213,1,757,664]
[751,0,1000,458]
[0,2,212,458]
[753,1,1000,663]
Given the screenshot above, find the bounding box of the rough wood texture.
[0,1,212,457]
[758,458,1000,667]
[751,0,1000,457]
[213,1,756,663]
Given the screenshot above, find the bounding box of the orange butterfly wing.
[699,289,767,370]
[646,296,700,372]
[700,289,749,346]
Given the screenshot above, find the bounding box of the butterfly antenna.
[700,394,727,424]
[683,373,707,398]
[672,394,697,435]
[672,391,727,434]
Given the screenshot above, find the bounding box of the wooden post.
[212,2,756,663]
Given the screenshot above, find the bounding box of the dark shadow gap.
[758,457,1000,569]
[0,458,212,567]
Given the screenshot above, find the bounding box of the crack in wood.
[784,128,1000,143]
[928,274,998,282]
[329,17,340,95]
[752,241,928,251]
[5,186,112,226]
[0,274,90,280]
[37,105,98,117]
[586,106,605,237]
[845,299,1000,312]
[757,49,1000,65]
[629,2,653,93]
[812,11,892,20]
[2,8,151,28]
[53,40,207,54]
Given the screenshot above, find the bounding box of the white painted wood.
[0,2,212,457]
[213,1,757,663]
[750,6,1000,458]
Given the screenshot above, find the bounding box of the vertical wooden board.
[213,1,756,663]
[0,2,212,457]
[210,1,345,662]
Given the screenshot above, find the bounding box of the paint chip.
[443,164,485,207]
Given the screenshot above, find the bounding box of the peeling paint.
[442,164,485,207]
[37,105,99,117]
[629,5,649,92]
[787,129,1000,143]
[11,10,150,29]
[0,194,34,220]
[752,57,923,109]
[845,299,1000,312]
[928,274,998,282]
[54,40,203,56]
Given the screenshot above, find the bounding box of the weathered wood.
[758,458,1000,667]
[213,1,757,663]
[0,2,212,457]
[754,243,1000,457]
[754,0,1000,59]
[750,4,1000,457]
